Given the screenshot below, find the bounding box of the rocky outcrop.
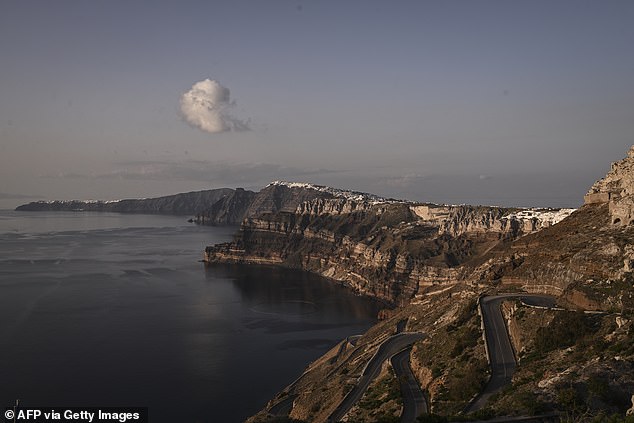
[585,145,634,226]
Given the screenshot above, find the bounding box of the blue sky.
[1,1,633,208]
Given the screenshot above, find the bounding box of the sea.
[0,211,382,422]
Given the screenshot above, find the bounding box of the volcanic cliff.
[204,147,634,311]
[205,183,574,305]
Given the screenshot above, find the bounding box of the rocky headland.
[203,149,634,314]
[204,183,574,305]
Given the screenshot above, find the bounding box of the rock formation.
[205,146,634,311]
[585,145,634,226]
[205,184,574,304]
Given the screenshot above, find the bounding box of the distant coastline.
[15,188,238,217]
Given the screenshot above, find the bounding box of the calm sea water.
[0,211,381,422]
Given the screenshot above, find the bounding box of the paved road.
[328,332,425,422]
[391,347,428,423]
[464,294,556,413]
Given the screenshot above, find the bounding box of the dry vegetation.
[486,302,634,422]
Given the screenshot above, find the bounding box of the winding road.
[328,332,425,422]
[391,347,428,422]
[274,293,556,422]
[464,294,557,413]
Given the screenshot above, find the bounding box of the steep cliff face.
[206,148,634,309]
[224,204,466,303]
[193,182,357,226]
[193,188,257,225]
[244,182,336,216]
[205,191,574,304]
[410,204,574,238]
[296,197,379,216]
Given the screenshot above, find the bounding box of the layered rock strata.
[205,193,573,304]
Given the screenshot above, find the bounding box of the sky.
[1,0,633,209]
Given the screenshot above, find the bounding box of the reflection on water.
[0,211,381,423]
[209,263,380,321]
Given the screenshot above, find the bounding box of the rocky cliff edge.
[585,145,634,227]
[204,183,575,304]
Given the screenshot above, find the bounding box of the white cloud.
[179,79,250,134]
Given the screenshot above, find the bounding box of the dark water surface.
[0,211,381,422]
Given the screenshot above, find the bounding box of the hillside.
[204,147,634,422]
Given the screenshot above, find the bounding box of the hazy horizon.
[2,1,633,209]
